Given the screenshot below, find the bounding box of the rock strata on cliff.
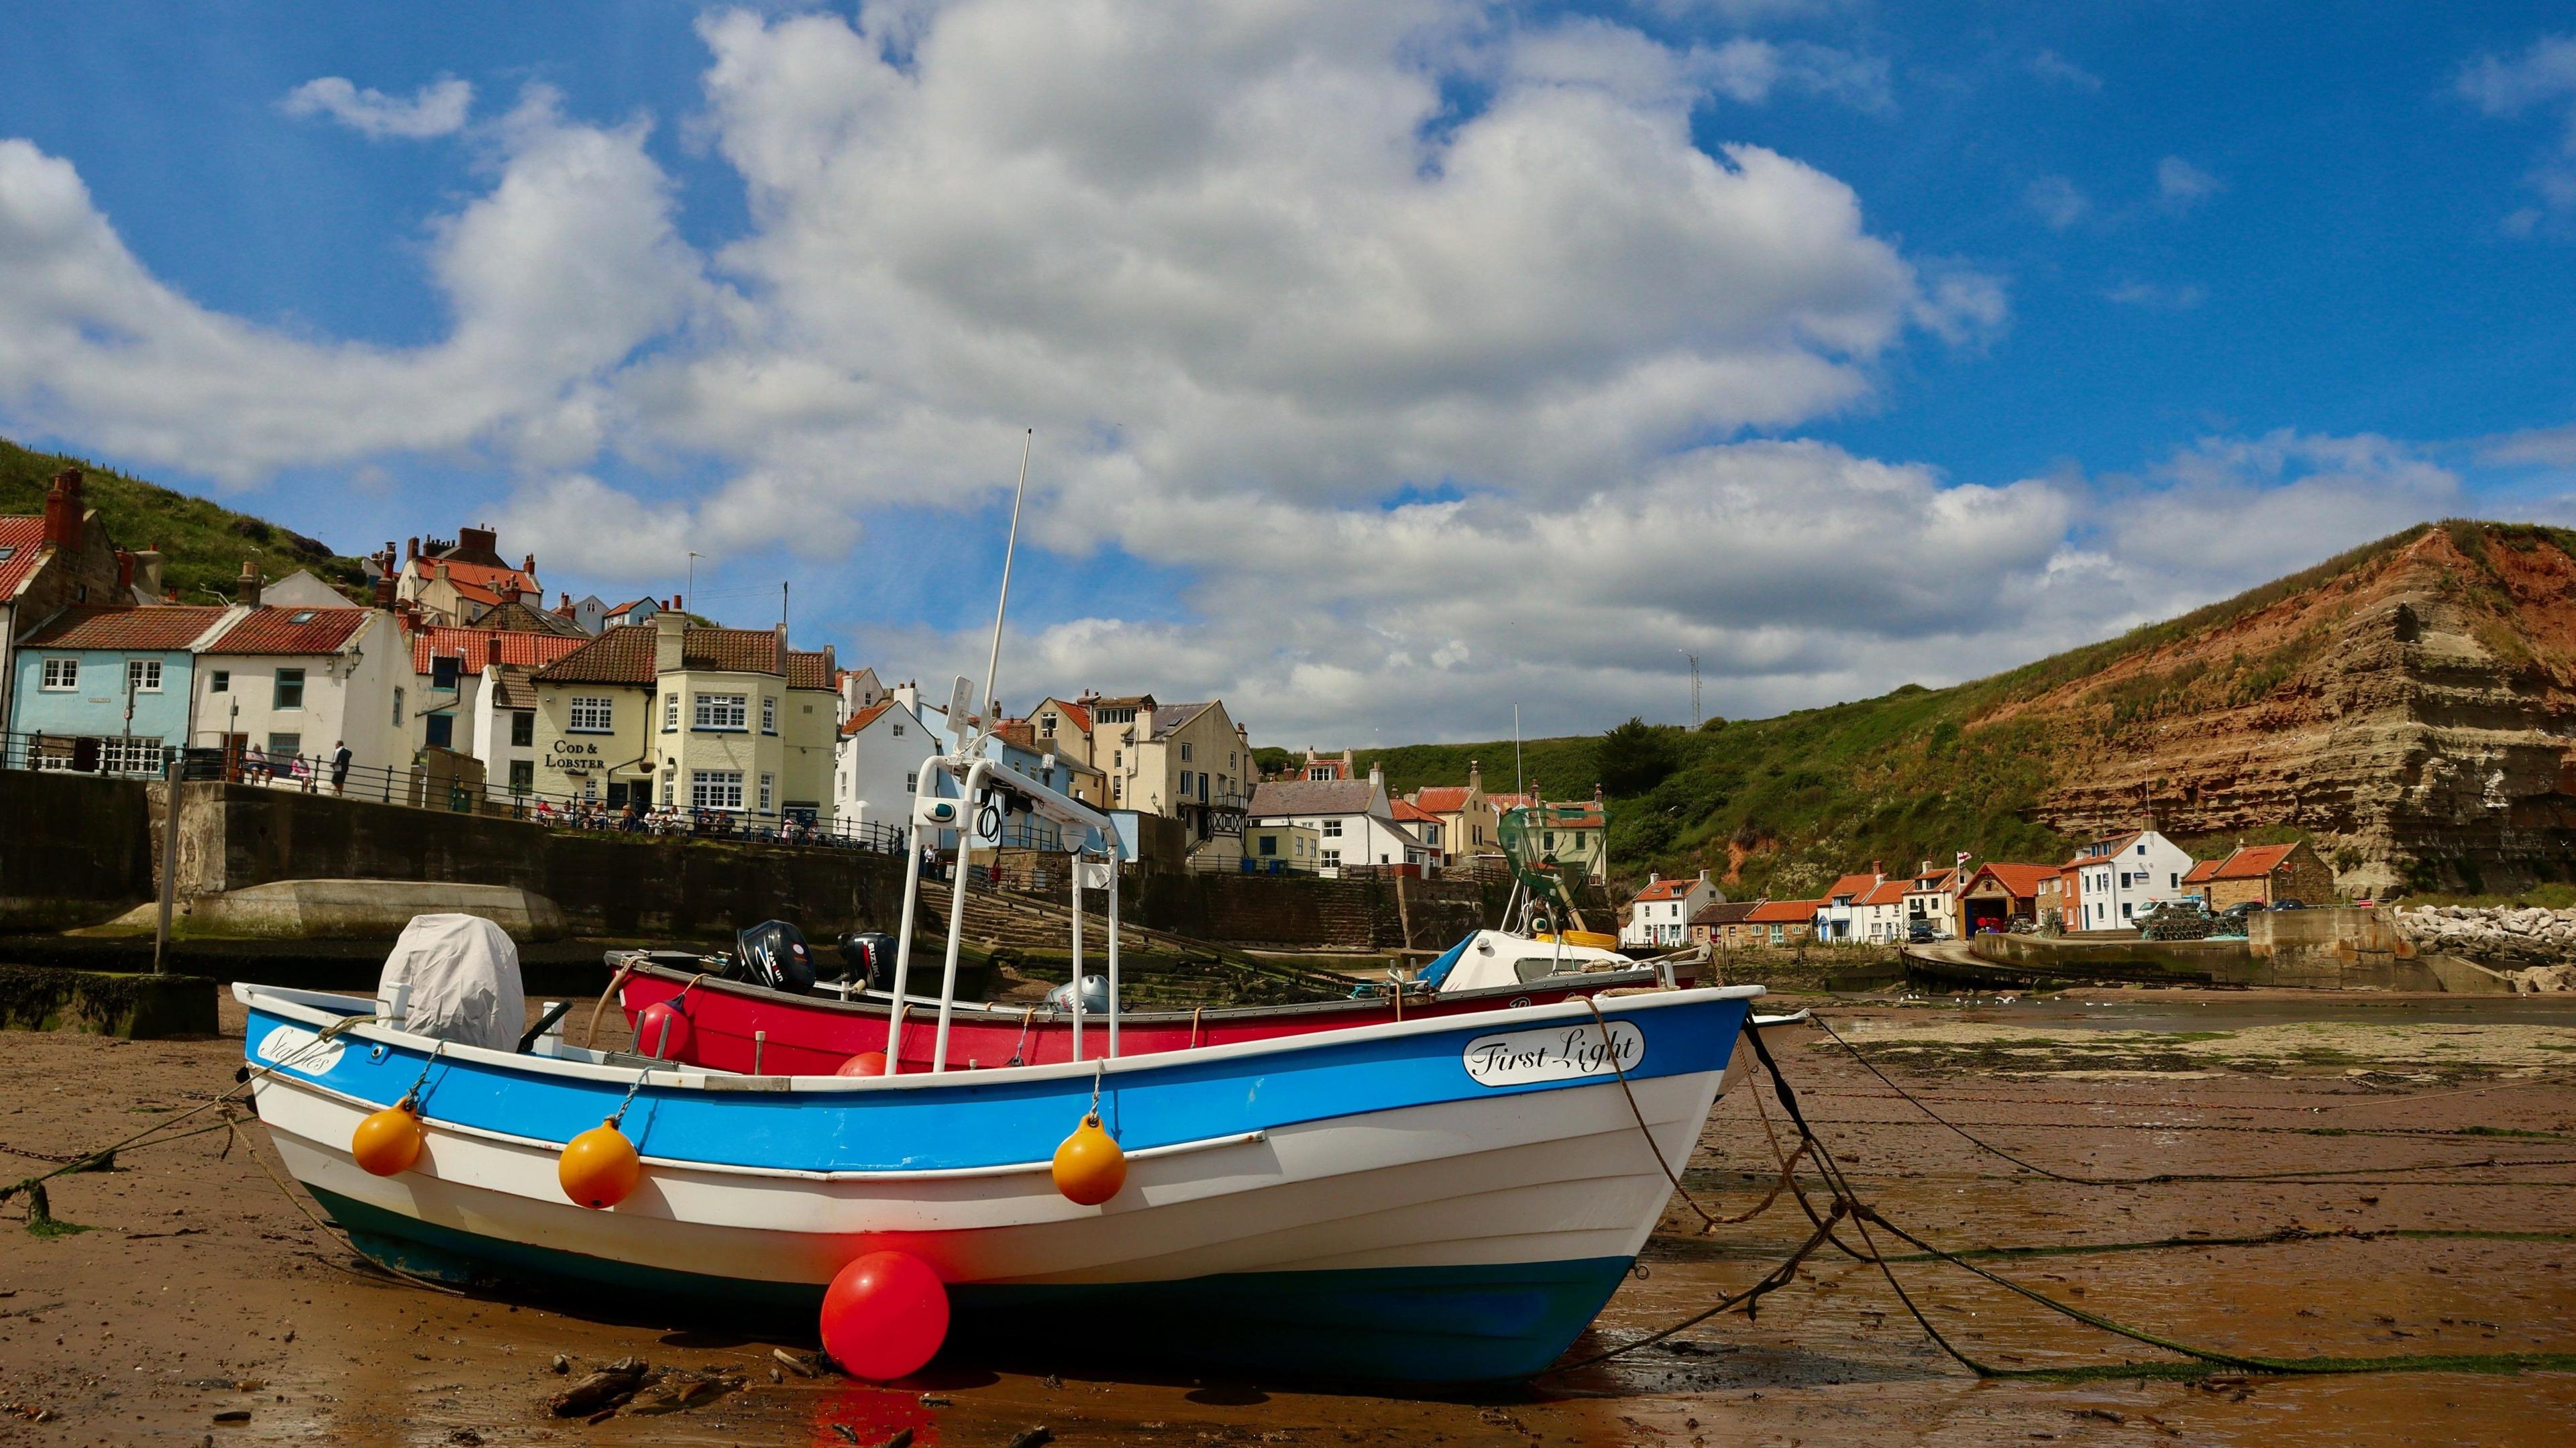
[1981,525,2576,897]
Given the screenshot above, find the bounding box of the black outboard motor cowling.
[736,920,817,995]
[837,931,900,991]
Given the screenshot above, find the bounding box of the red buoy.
[636,1001,691,1060]
[837,1050,891,1077]
[818,1250,949,1380]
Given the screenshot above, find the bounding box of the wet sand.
[5,989,2575,1446]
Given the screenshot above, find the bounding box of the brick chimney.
[406,536,420,562]
[235,561,262,608]
[668,594,682,614]
[41,468,83,549]
[373,569,396,607]
[132,544,164,598]
[653,610,686,673]
[556,591,573,616]
[523,552,537,575]
[113,548,134,595]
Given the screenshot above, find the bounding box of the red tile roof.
[1631,875,1709,902]
[1411,786,1476,813]
[1860,879,1911,907]
[2206,844,2299,881]
[841,700,897,736]
[681,627,785,675]
[422,559,537,595]
[409,624,588,675]
[1748,898,1820,924]
[1825,872,1881,901]
[203,606,373,656]
[1690,900,1761,926]
[1965,862,2059,897]
[1391,798,1440,823]
[786,649,833,690]
[533,624,656,684]
[0,518,47,599]
[21,605,232,651]
[2182,859,2222,885]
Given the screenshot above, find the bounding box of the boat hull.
[241,983,1756,1383]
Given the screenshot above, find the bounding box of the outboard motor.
[836,931,900,991]
[1044,974,1111,1015]
[736,920,817,995]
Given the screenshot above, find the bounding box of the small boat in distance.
[604,928,1699,1075]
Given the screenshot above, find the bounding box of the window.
[904,772,918,792]
[210,670,229,693]
[287,610,316,624]
[1258,836,1277,856]
[2169,872,2179,889]
[692,769,745,810]
[101,736,163,775]
[1112,749,1122,767]
[40,657,76,691]
[392,687,405,725]
[568,696,614,733]
[759,773,774,811]
[424,715,454,748]
[127,659,162,693]
[273,669,305,709]
[266,732,301,759]
[761,695,777,734]
[1198,771,1210,798]
[661,779,674,805]
[1180,742,1193,762]
[892,722,905,736]
[2136,843,2147,856]
[1322,849,1341,868]
[431,656,460,690]
[2121,902,2134,920]
[1040,715,1056,738]
[511,711,535,748]
[1322,819,1343,838]
[694,693,747,730]
[663,693,678,730]
[508,760,534,795]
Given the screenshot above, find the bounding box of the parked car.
[2219,901,2263,918]
[2271,899,2307,911]
[1906,921,1938,944]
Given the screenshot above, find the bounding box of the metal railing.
[0,729,909,857]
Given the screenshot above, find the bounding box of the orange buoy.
[1051,1112,1127,1205]
[559,1119,642,1209]
[837,1050,891,1077]
[351,1105,423,1177]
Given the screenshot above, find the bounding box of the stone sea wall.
[2393,905,2576,991]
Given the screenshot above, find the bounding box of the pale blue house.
[7,605,237,773]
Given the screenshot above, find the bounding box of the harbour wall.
[1968,908,2515,993]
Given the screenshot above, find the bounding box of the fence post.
[154,748,182,975]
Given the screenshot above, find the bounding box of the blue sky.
[3,2,2573,740]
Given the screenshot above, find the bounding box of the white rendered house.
[2066,829,2198,930]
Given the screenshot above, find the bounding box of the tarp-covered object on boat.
[380,913,524,1050]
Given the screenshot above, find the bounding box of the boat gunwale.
[233,979,1763,1099]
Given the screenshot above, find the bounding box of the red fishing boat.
[604,928,1692,1075]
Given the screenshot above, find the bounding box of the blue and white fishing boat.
[235,435,1764,1382]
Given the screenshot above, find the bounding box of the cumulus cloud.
[2478,422,2576,467]
[282,75,474,140]
[0,85,710,481]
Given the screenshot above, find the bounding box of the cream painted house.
[1032,692,1255,850]
[1405,761,1503,866]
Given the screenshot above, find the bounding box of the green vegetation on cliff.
[1,437,370,603]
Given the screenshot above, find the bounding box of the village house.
[1855,875,1911,943]
[1903,858,1968,940]
[1405,762,1503,867]
[1746,897,1820,946]
[1813,869,1884,942]
[0,469,135,734]
[2063,828,2197,930]
[2184,841,2338,910]
[833,688,941,832]
[9,604,239,774]
[191,592,408,783]
[1031,691,1254,850]
[526,616,837,822]
[391,527,542,626]
[1244,819,1322,873]
[1391,798,1446,858]
[1245,764,1433,875]
[1956,862,2059,934]
[1497,791,1609,882]
[1622,870,1721,948]
[404,624,591,798]
[2039,865,2080,932]
[1688,899,1763,949]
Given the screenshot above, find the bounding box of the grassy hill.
[1352,522,2512,900]
[1,437,370,603]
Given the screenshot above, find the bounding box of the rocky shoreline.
[2395,905,2576,991]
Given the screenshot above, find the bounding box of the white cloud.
[282,76,474,140]
[2155,155,2222,209]
[2458,34,2576,223]
[2478,421,2576,467]
[2025,174,2088,229]
[2030,50,2102,93]
[0,85,711,482]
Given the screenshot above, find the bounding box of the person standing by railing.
[329,740,352,795]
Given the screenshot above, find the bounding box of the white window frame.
[568,695,615,734]
[690,769,745,811]
[761,695,777,734]
[694,693,747,730]
[40,657,76,691]
[127,659,163,693]
[663,693,679,730]
[1322,818,1343,838]
[759,772,774,811]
